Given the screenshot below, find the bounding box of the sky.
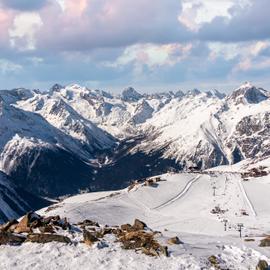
[0,0,270,93]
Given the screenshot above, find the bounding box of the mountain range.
[0,81,270,222]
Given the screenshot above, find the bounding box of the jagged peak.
[121,87,143,102]
[186,88,201,96]
[94,89,113,99]
[237,81,254,90]
[206,89,226,99]
[50,83,64,93]
[174,90,185,98]
[228,82,269,104]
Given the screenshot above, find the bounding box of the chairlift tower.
[237,223,244,238]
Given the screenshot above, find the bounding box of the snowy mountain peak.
[228,83,269,104]
[206,89,226,99]
[238,81,254,90]
[121,87,143,102]
[186,88,201,96]
[50,83,64,93]
[174,90,185,98]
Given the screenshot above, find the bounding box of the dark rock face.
[231,112,270,160]
[6,146,95,198]
[121,87,143,102]
[0,171,50,224]
[228,85,269,105]
[96,137,182,191]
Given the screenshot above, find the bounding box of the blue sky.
[0,0,270,93]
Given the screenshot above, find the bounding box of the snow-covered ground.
[1,171,269,270]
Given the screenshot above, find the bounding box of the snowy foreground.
[1,171,270,270]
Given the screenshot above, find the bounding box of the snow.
[1,83,270,268]
[0,171,269,269]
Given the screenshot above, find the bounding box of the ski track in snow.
[152,175,201,210]
[238,176,257,217]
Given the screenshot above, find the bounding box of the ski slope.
[1,171,269,270]
[39,172,269,237]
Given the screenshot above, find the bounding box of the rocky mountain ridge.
[0,82,270,220]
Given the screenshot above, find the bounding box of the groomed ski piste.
[0,169,269,270]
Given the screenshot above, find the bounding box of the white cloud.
[105,43,193,69]
[0,59,22,74]
[9,12,43,51]
[179,0,235,32]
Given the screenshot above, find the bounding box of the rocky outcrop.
[256,260,269,270]
[259,236,270,247]
[27,234,71,244]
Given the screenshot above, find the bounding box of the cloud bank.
[0,0,269,92]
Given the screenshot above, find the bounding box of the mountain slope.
[0,96,115,198]
[0,170,49,223]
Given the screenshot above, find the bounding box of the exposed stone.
[260,236,270,247]
[14,212,42,233]
[118,230,168,257]
[167,236,183,245]
[244,238,255,242]
[141,247,159,257]
[60,217,71,230]
[27,233,71,244]
[42,216,59,225]
[120,224,133,231]
[208,255,220,269]
[0,219,18,232]
[78,219,100,227]
[0,231,26,245]
[14,215,31,234]
[133,219,147,230]
[83,230,99,246]
[38,225,55,234]
[256,260,269,270]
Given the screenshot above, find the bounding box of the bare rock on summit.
[259,236,270,247]
[256,260,269,270]
[83,230,99,246]
[0,219,19,232]
[133,219,147,230]
[0,231,26,245]
[27,233,71,244]
[167,236,183,245]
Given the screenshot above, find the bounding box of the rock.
[141,247,159,257]
[260,236,270,247]
[101,227,113,236]
[118,230,167,256]
[59,217,71,230]
[38,225,55,234]
[78,219,100,227]
[208,255,220,269]
[159,246,169,257]
[133,219,147,230]
[144,179,157,187]
[30,219,42,229]
[83,230,99,246]
[0,219,18,232]
[244,238,255,242]
[256,260,269,270]
[120,224,133,231]
[14,212,41,233]
[167,236,183,245]
[27,233,71,244]
[0,231,26,245]
[14,214,31,234]
[42,216,59,225]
